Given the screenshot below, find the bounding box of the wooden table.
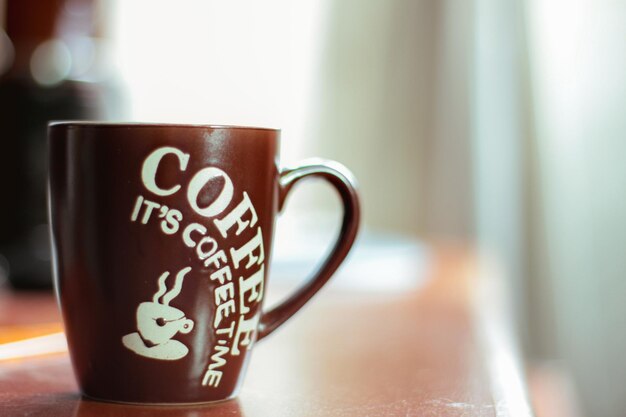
[0,248,534,416]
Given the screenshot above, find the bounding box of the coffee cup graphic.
[122,267,194,360]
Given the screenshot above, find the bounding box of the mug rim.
[48,121,280,132]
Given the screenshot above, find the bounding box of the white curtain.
[311,0,474,238]
[525,1,626,416]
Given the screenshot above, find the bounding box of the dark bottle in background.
[0,0,120,289]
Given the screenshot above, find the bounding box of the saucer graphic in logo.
[122,267,194,360]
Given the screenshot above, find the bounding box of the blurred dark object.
[0,0,113,289]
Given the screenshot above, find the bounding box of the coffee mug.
[47,122,360,404]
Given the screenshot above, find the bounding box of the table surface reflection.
[0,248,533,417]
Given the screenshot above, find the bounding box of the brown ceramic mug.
[47,122,360,404]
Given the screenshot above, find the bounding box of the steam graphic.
[154,268,187,306]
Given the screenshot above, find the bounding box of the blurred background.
[1,0,625,416]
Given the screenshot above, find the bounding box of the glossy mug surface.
[48,123,360,404]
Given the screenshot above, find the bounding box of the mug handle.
[256,159,361,340]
